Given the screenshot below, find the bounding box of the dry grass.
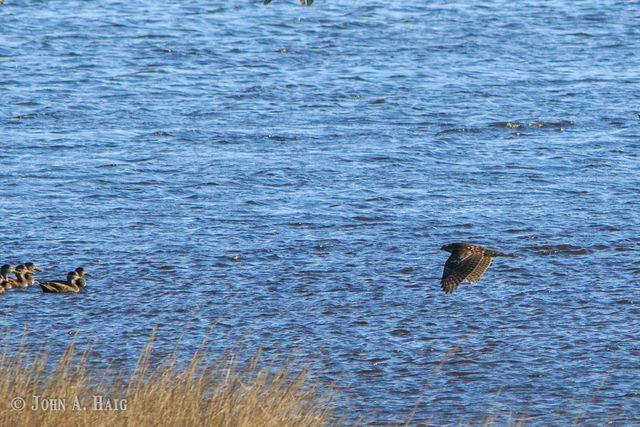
[0,328,613,426]
[0,331,336,427]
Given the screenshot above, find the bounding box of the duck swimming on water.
[0,264,17,293]
[73,267,91,289]
[39,267,91,293]
[7,264,29,288]
[9,262,42,288]
[24,262,42,284]
[40,271,80,293]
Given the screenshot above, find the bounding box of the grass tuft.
[0,330,335,427]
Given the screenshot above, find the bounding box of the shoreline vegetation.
[0,330,338,427]
[0,330,615,426]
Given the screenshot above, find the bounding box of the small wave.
[352,216,381,222]
[356,368,383,375]
[435,127,480,135]
[364,357,389,365]
[525,244,588,255]
[549,120,574,127]
[446,371,475,377]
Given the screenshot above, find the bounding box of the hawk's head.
[441,243,455,253]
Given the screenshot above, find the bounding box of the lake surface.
[2,0,640,424]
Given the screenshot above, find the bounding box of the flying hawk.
[440,243,515,293]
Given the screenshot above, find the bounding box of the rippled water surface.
[2,0,640,424]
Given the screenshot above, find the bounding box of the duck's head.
[75,267,91,277]
[14,264,28,275]
[24,262,42,272]
[0,264,16,277]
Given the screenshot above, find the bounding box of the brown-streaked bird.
[7,264,30,288]
[440,243,516,293]
[9,262,42,288]
[39,267,91,293]
[40,271,81,293]
[23,262,42,286]
[0,264,17,292]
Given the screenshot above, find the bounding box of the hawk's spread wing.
[440,249,484,293]
[466,256,492,284]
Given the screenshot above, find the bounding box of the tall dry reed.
[0,331,336,427]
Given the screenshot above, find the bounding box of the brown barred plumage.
[440,243,515,293]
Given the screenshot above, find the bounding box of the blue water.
[2,0,640,424]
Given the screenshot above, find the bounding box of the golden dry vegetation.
[0,331,336,427]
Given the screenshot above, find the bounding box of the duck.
[73,267,91,289]
[0,264,17,293]
[9,262,42,288]
[7,264,29,288]
[23,262,42,287]
[39,267,91,293]
[40,271,81,293]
